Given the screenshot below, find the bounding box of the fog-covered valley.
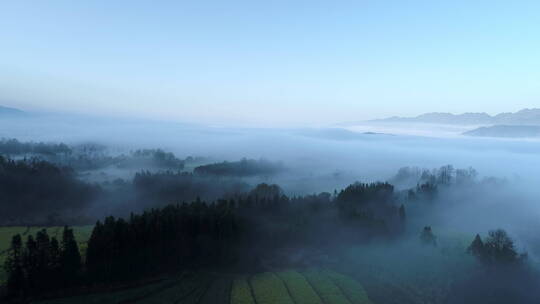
[2,113,540,303]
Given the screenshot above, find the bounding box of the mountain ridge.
[464,125,540,138]
[370,108,540,125]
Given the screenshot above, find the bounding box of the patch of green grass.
[277,270,323,304]
[323,270,373,304]
[302,269,352,304]
[230,276,255,304]
[250,272,294,304]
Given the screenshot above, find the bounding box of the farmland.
[26,269,375,304]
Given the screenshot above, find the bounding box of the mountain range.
[372,108,540,125]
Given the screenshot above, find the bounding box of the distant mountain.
[371,108,540,125]
[464,125,540,138]
[0,105,25,116]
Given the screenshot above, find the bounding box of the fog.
[2,113,540,303]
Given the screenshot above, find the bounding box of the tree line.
[3,227,82,298]
[3,182,406,299]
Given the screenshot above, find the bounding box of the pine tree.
[467,234,485,257]
[49,236,62,287]
[23,235,38,291]
[4,234,25,297]
[60,226,82,286]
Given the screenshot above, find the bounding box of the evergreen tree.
[420,226,437,246]
[35,229,51,291]
[467,234,485,258]
[60,226,82,286]
[4,234,25,297]
[49,236,62,287]
[23,235,39,291]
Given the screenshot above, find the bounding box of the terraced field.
[250,272,295,304]
[276,270,322,304]
[301,269,354,304]
[29,269,374,304]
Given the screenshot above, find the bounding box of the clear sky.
[1,1,539,126]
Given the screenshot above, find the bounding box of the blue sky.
[1,1,539,126]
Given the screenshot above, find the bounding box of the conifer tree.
[4,234,25,297]
[60,226,81,286]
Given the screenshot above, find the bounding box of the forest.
[0,138,539,304]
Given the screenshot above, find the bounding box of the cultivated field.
[28,269,373,304]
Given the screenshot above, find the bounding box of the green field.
[24,269,375,304]
[0,226,93,284]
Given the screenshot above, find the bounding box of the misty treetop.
[193,158,286,177]
[467,229,526,265]
[0,156,99,225]
[0,138,71,157]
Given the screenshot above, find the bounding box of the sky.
[1,0,539,126]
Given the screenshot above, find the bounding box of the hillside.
[463,125,540,138]
[0,106,25,116]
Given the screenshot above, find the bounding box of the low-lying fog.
[2,113,540,260]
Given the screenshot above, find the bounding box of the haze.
[2,2,540,303]
[2,1,540,126]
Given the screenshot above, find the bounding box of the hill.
[463,125,540,138]
[0,105,25,116]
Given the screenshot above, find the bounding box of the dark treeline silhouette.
[0,156,100,225]
[3,227,82,298]
[193,158,285,177]
[3,182,405,299]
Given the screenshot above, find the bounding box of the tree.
[4,234,25,297]
[35,229,51,291]
[483,229,519,264]
[420,226,437,246]
[49,236,62,287]
[467,234,485,257]
[399,204,406,221]
[60,226,82,286]
[23,235,38,291]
